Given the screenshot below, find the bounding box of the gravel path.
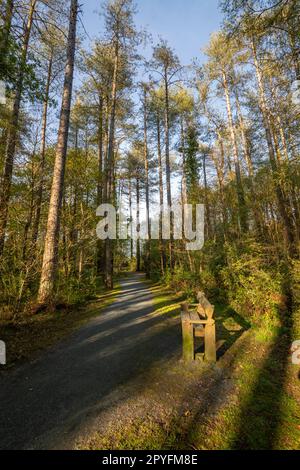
[0,273,182,449]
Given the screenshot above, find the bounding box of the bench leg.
[204,321,216,362]
[182,320,194,362]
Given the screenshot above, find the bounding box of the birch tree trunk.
[37,0,78,305]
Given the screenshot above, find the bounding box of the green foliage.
[159,239,288,326]
[55,271,99,306]
[163,265,200,299]
[220,242,284,323]
[185,125,200,198]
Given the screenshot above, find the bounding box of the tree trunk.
[222,70,248,233]
[164,68,174,271]
[202,152,212,239]
[104,40,119,289]
[235,91,265,237]
[156,111,165,274]
[0,0,37,256]
[37,0,78,305]
[97,93,104,205]
[23,154,36,260]
[288,28,300,81]
[234,92,253,177]
[214,137,227,231]
[0,0,14,79]
[31,47,54,247]
[180,118,194,272]
[96,93,104,276]
[251,38,295,250]
[136,177,141,272]
[277,115,289,162]
[143,87,151,278]
[129,179,133,260]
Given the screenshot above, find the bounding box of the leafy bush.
[163,266,199,299]
[55,270,99,306]
[220,243,284,324]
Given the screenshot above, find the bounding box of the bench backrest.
[181,292,214,322]
[197,292,214,320]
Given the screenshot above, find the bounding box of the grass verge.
[184,323,300,450]
[80,280,300,450]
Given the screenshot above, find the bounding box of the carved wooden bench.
[181,292,216,363]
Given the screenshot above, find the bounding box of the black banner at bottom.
[0,450,299,467]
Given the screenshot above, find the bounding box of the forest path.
[0,273,188,450]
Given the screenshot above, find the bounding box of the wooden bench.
[181,292,216,363]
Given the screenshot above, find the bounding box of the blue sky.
[78,1,223,206]
[81,0,223,64]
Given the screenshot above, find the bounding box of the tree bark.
[37,0,78,305]
[104,41,119,289]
